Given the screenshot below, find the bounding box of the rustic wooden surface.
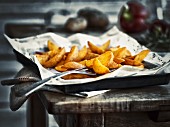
[54,112,170,127]
[10,67,170,127]
[39,73,170,127]
[41,84,170,127]
[40,84,170,114]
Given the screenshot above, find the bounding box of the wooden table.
[10,67,170,127]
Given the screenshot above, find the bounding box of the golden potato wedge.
[65,45,78,63]
[85,52,99,60]
[108,60,119,69]
[79,60,87,66]
[75,45,87,62]
[47,40,59,51]
[86,51,113,68]
[134,49,150,63]
[35,54,49,65]
[63,62,85,70]
[123,58,135,66]
[100,40,110,51]
[134,60,143,66]
[88,41,104,54]
[43,47,65,68]
[113,47,127,58]
[62,74,91,80]
[47,50,58,58]
[98,51,114,67]
[87,48,92,53]
[109,45,120,51]
[93,58,110,74]
[55,65,68,72]
[126,55,136,59]
[85,58,94,68]
[55,57,66,66]
[125,49,132,57]
[114,57,125,64]
[123,58,143,66]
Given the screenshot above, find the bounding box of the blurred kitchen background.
[0,0,169,127]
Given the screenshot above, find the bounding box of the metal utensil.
[15,68,96,97]
[1,77,40,86]
[141,60,170,74]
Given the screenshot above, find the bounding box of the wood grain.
[10,67,170,127]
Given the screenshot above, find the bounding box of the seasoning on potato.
[35,40,150,79]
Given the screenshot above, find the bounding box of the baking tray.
[13,49,170,93]
[52,73,170,93]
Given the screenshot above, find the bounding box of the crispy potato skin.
[36,39,150,79]
[100,40,110,51]
[47,40,59,51]
[75,46,88,62]
[35,54,49,65]
[65,46,79,63]
[88,41,104,54]
[93,58,110,74]
[62,74,92,80]
[43,47,65,68]
[134,50,150,63]
[63,62,85,69]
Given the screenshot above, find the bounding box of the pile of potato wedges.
[35,40,150,79]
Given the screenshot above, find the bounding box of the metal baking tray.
[52,73,170,93]
[13,49,170,93]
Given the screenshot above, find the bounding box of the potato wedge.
[63,62,85,70]
[79,60,87,66]
[113,47,127,58]
[134,60,143,66]
[86,51,113,68]
[123,58,135,66]
[109,47,119,53]
[124,58,143,66]
[134,49,150,63]
[35,54,49,65]
[125,49,132,57]
[98,51,114,67]
[114,57,125,64]
[93,58,110,74]
[88,41,104,54]
[56,57,66,66]
[86,58,94,68]
[43,47,65,68]
[65,45,78,63]
[62,74,91,80]
[47,40,59,51]
[108,60,119,69]
[75,45,87,62]
[100,40,110,51]
[85,52,99,60]
[55,65,68,72]
[47,50,59,58]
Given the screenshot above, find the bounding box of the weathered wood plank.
[105,112,170,127]
[55,113,104,127]
[53,112,170,127]
[40,83,170,114]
